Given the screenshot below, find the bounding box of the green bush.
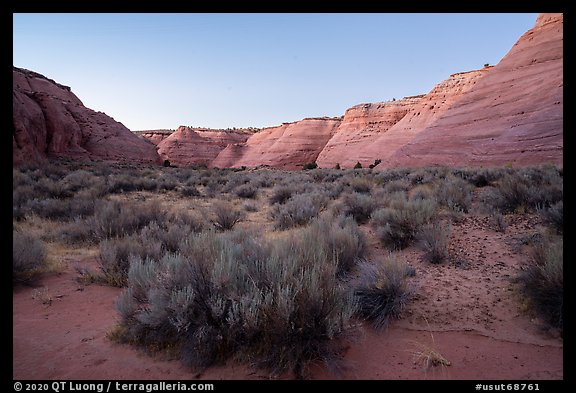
[354,162,363,169]
[302,162,318,170]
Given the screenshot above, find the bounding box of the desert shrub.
[99,235,163,287]
[106,174,159,194]
[517,239,563,331]
[24,197,96,221]
[180,185,201,197]
[91,200,166,239]
[348,177,372,194]
[270,193,326,230]
[481,170,562,214]
[303,162,318,170]
[156,175,178,191]
[335,163,341,170]
[491,212,508,233]
[62,170,95,193]
[434,175,473,213]
[382,179,411,194]
[540,201,563,234]
[371,199,437,249]
[33,177,73,199]
[268,185,293,205]
[354,255,413,329]
[418,223,451,264]
[304,215,366,277]
[115,229,355,377]
[235,184,257,199]
[409,185,434,201]
[353,162,363,169]
[13,231,46,284]
[341,192,376,224]
[211,201,244,231]
[243,202,258,212]
[58,218,96,244]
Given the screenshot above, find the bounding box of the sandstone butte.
[13,68,161,166]
[13,13,562,169]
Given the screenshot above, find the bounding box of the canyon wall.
[13,67,161,166]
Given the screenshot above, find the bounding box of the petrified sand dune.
[212,118,341,169]
[385,12,563,168]
[13,13,562,169]
[155,126,253,167]
[210,13,563,169]
[13,67,161,166]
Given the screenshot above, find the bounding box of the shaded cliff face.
[155,126,253,167]
[13,67,161,166]
[385,13,563,168]
[211,118,341,170]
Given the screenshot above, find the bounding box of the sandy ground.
[13,214,562,380]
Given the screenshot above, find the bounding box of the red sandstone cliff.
[133,130,174,145]
[218,13,562,170]
[155,126,253,167]
[211,118,341,169]
[13,67,161,166]
[385,13,563,167]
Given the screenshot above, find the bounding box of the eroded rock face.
[212,14,562,170]
[13,67,161,166]
[155,126,253,167]
[211,118,342,169]
[133,130,174,145]
[324,69,489,168]
[386,13,563,168]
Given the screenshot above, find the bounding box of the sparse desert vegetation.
[12,160,563,378]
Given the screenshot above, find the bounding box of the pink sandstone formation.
[212,118,342,170]
[155,126,253,167]
[384,12,563,168]
[13,67,161,166]
[217,13,563,170]
[133,129,174,145]
[13,14,562,170]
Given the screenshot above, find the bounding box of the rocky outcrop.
[211,13,562,170]
[317,69,489,168]
[384,13,563,167]
[13,67,161,166]
[211,118,341,169]
[133,129,174,145]
[155,126,253,167]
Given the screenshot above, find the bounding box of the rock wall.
[13,67,161,166]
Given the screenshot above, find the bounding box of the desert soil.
[13,213,562,380]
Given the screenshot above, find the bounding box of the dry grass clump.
[13,230,47,284]
[353,255,414,329]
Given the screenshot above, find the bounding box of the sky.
[13,13,539,131]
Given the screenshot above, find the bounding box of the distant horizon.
[13,13,539,130]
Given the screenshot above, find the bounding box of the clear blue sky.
[13,13,539,131]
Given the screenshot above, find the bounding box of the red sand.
[13,215,562,380]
